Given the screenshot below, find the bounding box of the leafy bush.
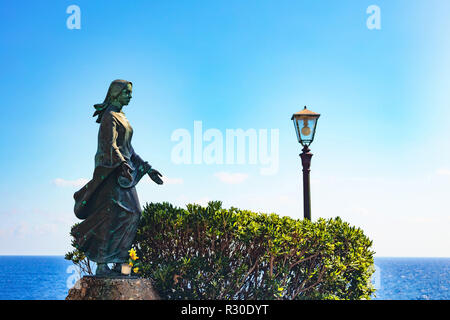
[65,223,95,276]
[134,201,375,300]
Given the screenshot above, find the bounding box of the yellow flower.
[128,248,139,261]
[133,267,139,273]
[129,262,133,267]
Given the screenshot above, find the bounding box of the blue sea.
[0,256,448,300]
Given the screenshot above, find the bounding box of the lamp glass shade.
[291,107,320,146]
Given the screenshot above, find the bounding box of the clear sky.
[0,0,449,257]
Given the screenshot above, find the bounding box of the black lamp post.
[291,106,320,220]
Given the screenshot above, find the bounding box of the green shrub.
[134,201,375,300]
[65,223,95,276]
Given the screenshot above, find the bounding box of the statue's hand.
[148,169,163,185]
[120,162,133,181]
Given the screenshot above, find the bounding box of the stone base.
[66,276,160,300]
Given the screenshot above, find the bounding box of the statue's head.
[93,80,133,123]
[107,80,133,106]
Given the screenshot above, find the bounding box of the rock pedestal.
[66,276,160,300]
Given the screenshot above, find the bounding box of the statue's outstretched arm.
[130,145,163,185]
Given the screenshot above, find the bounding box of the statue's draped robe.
[72,105,151,263]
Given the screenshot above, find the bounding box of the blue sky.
[0,0,449,257]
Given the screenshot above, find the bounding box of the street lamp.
[291,106,320,220]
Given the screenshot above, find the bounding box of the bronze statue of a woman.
[72,80,163,276]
